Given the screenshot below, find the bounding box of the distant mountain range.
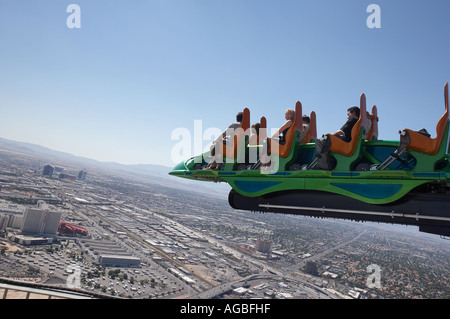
[0,136,169,174]
[0,137,230,198]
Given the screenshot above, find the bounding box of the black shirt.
[339,117,358,142]
[279,124,292,145]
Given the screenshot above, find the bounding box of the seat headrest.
[445,82,448,114]
[260,116,267,141]
[294,101,304,132]
[310,111,317,141]
[359,93,369,137]
[242,108,250,131]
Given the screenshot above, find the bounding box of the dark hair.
[348,106,360,118]
[302,115,310,124]
[236,112,244,122]
[251,122,260,133]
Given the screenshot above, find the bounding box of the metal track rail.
[259,204,450,222]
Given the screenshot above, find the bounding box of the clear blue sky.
[0,0,449,167]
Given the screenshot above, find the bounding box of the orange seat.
[402,82,449,155]
[248,116,267,163]
[268,101,303,158]
[259,116,267,144]
[301,111,317,143]
[217,108,250,159]
[366,105,379,141]
[328,93,368,157]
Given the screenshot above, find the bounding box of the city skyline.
[1,1,450,167]
[0,137,448,300]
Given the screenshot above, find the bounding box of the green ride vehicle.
[170,83,450,237]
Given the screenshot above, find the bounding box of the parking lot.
[2,240,192,299]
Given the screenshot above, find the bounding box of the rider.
[313,106,360,170]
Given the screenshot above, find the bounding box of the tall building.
[0,215,9,232]
[78,170,87,181]
[21,202,61,235]
[305,260,318,275]
[255,238,272,254]
[42,165,54,177]
[8,214,22,229]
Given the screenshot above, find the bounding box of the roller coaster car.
[170,83,450,237]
